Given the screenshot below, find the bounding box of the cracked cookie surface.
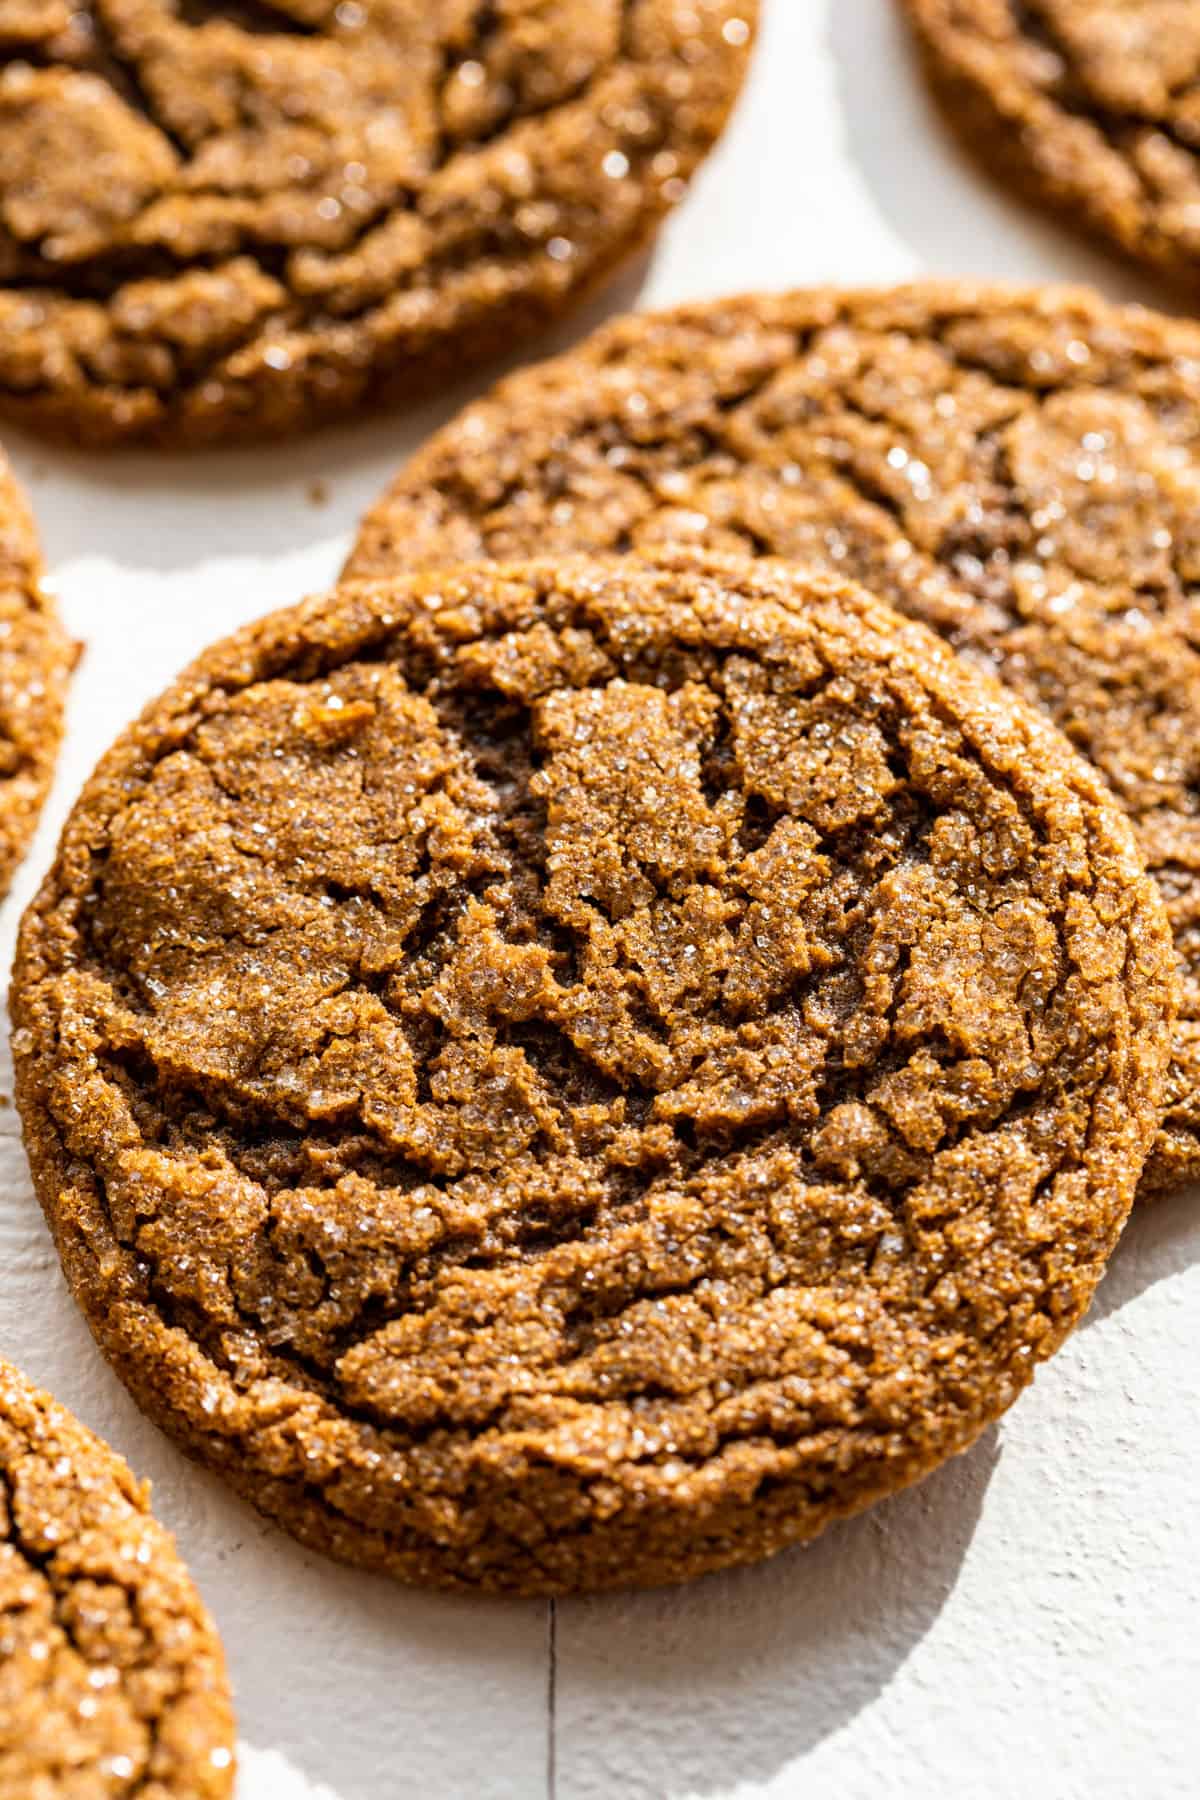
[11,552,1175,1593]
[0,1357,235,1798]
[0,448,72,897]
[0,0,754,445]
[347,280,1200,1195]
[901,0,1200,289]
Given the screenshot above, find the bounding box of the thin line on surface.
[547,1598,558,1800]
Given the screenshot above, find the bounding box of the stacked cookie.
[3,8,1200,1786]
[347,281,1200,1197]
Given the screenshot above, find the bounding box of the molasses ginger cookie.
[11,552,1176,1594]
[0,1358,235,1798]
[901,0,1200,290]
[0,449,73,898]
[0,0,755,446]
[346,281,1200,1195]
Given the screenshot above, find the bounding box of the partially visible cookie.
[11,552,1176,1593]
[901,0,1200,289]
[346,280,1200,1195]
[0,0,755,446]
[0,1357,235,1797]
[0,450,72,897]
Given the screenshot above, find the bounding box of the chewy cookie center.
[60,563,1117,1422]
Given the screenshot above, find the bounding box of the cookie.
[347,280,1200,1195]
[0,0,755,447]
[0,1356,235,1797]
[901,0,1200,290]
[11,551,1175,1594]
[0,449,73,898]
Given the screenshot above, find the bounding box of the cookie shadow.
[1084,1181,1200,1331]
[201,1497,550,1800]
[5,247,658,578]
[553,1426,999,1800]
[824,0,1173,307]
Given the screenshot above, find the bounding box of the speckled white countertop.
[2,3,1197,1795]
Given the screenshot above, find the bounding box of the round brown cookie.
[0,0,755,447]
[346,280,1200,1195]
[0,449,73,898]
[0,1357,235,1797]
[900,0,1200,291]
[11,552,1175,1594]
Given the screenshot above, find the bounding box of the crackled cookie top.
[347,280,1200,1194]
[0,1358,235,1798]
[902,0,1200,288]
[0,449,72,897]
[0,0,754,445]
[12,553,1174,1593]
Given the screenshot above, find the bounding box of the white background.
[2,3,1198,1796]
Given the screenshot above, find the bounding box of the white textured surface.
[1,2,1198,1795]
